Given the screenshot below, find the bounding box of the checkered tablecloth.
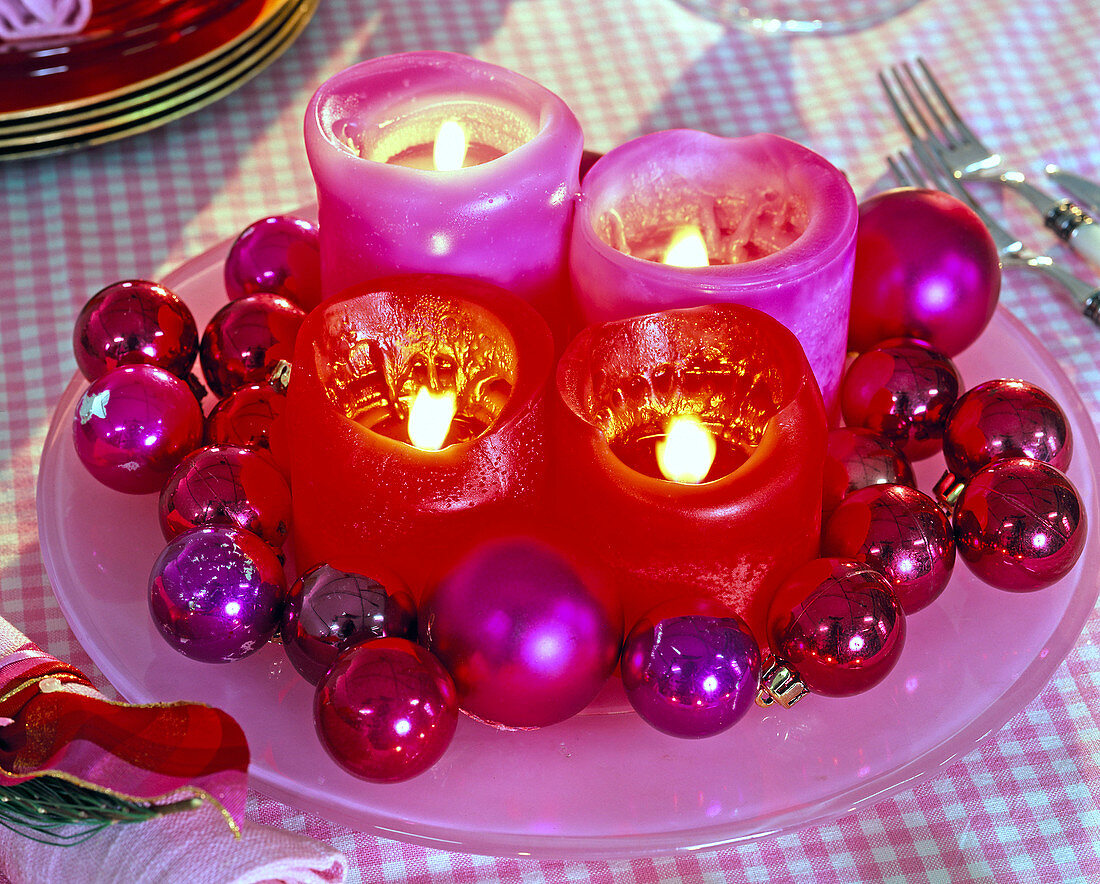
[3,0,1100,880]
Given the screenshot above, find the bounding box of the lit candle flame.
[408,386,457,451]
[655,414,717,484]
[662,226,709,268]
[433,120,468,171]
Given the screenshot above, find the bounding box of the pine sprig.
[0,776,201,846]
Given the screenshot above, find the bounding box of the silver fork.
[880,59,1100,267]
[889,142,1100,326]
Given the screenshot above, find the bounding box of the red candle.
[552,304,827,644]
[286,275,555,596]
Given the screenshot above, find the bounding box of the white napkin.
[0,802,347,884]
[0,0,91,40]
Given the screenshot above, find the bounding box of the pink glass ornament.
[224,215,323,311]
[849,188,1001,357]
[158,444,292,548]
[148,526,287,663]
[304,52,583,336]
[841,337,961,461]
[822,484,955,614]
[314,637,458,783]
[72,364,203,494]
[570,130,857,412]
[282,563,416,685]
[200,293,305,399]
[420,538,623,730]
[767,558,906,697]
[73,279,198,381]
[621,597,760,739]
[822,427,915,515]
[954,458,1087,592]
[204,382,288,464]
[943,378,1072,480]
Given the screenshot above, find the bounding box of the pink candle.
[304,52,583,335]
[569,130,857,413]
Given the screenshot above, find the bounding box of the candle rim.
[556,303,825,496]
[294,273,555,459]
[305,51,582,184]
[575,129,857,282]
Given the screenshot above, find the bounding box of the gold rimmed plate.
[0,0,317,159]
[0,0,287,119]
[0,0,301,137]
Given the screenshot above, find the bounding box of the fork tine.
[898,152,927,188]
[915,58,984,152]
[878,69,921,140]
[896,61,960,151]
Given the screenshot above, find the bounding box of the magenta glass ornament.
[72,364,204,494]
[148,526,287,662]
[199,293,305,398]
[822,484,955,614]
[943,378,1072,480]
[205,383,287,453]
[767,558,906,697]
[849,188,1000,357]
[314,637,458,783]
[420,537,623,729]
[954,458,1087,592]
[73,279,198,381]
[570,130,857,413]
[158,444,292,548]
[621,597,760,739]
[822,426,915,515]
[282,563,417,685]
[841,337,962,461]
[224,215,323,311]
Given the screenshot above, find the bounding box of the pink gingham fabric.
[3,0,1100,880]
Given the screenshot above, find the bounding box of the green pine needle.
[0,777,202,846]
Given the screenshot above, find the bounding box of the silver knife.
[967,168,1100,268]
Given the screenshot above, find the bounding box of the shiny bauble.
[420,537,622,729]
[72,364,203,494]
[224,215,323,311]
[822,426,915,515]
[841,337,962,461]
[314,637,458,783]
[943,378,1072,480]
[199,293,305,399]
[848,188,1000,357]
[148,526,287,662]
[73,279,199,382]
[204,382,288,459]
[822,484,955,614]
[621,598,760,739]
[768,558,906,697]
[954,458,1086,592]
[282,563,417,685]
[158,444,292,548]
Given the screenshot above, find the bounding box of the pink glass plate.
[37,231,1100,859]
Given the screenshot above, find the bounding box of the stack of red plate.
[0,0,318,159]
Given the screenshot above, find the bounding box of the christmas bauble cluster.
[68,197,1090,783]
[757,187,1088,708]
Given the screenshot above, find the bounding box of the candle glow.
[408,387,457,451]
[432,120,468,171]
[655,414,717,484]
[662,226,709,268]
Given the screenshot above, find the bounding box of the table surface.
[3,0,1100,881]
